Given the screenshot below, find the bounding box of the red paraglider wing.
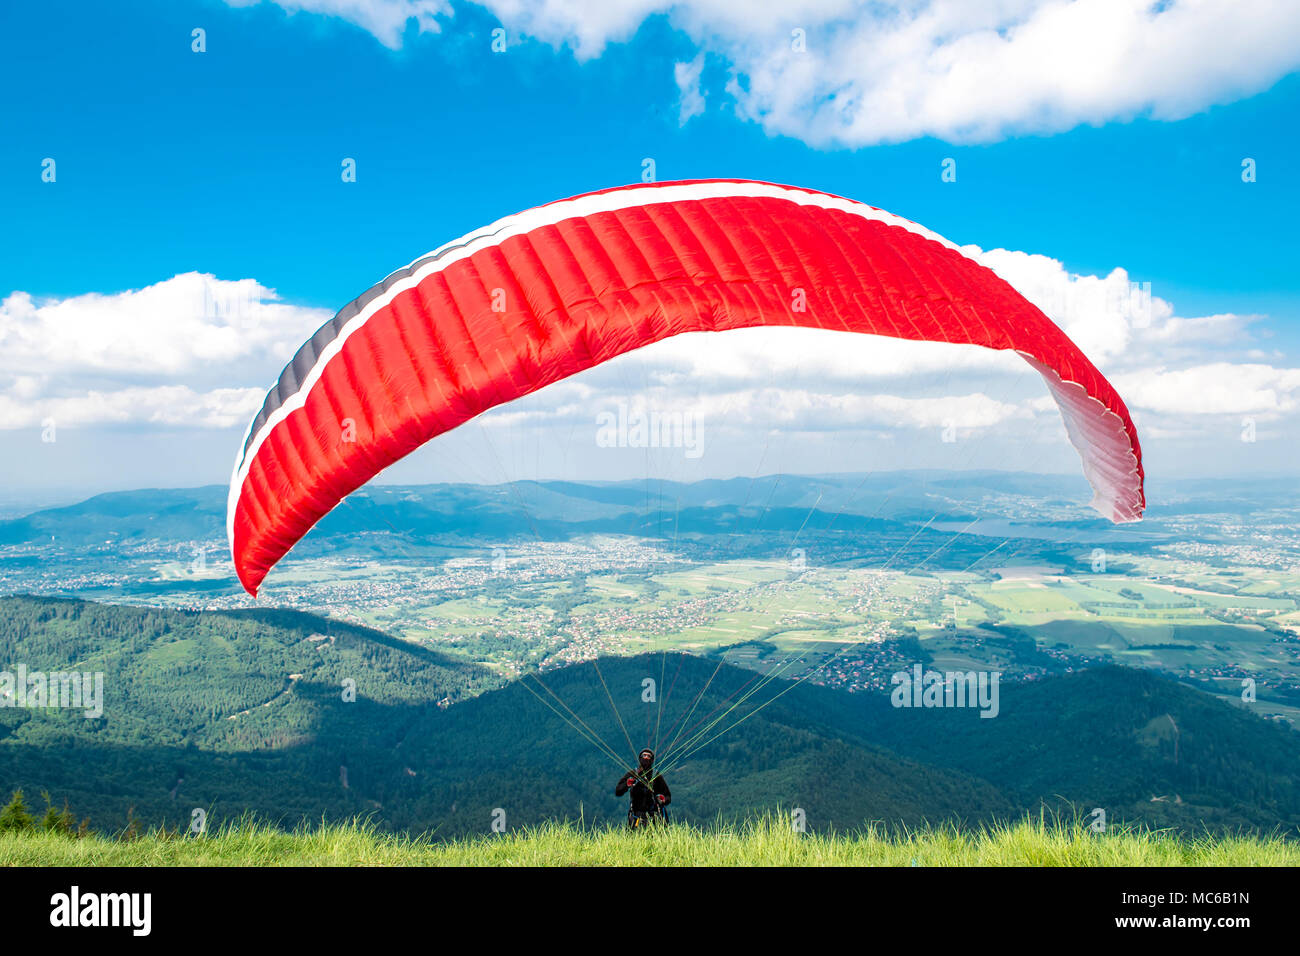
[228,179,1144,596]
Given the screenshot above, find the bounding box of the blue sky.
[2,0,1299,505]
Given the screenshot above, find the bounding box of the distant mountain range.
[2,596,1296,836]
[5,469,1274,551]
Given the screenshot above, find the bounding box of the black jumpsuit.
[615,770,671,827]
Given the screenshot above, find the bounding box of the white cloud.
[236,1,1300,145]
[0,272,326,379]
[633,326,1024,385]
[1144,313,1259,345]
[0,273,328,430]
[725,0,1300,146]
[458,0,669,57]
[1111,363,1300,417]
[964,248,1263,374]
[674,53,706,124]
[4,251,1295,457]
[225,0,451,49]
[0,386,266,431]
[496,385,1024,429]
[966,248,1160,364]
[690,387,1028,431]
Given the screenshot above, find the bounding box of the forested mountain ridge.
[1,596,1296,837]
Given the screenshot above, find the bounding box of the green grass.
[3,814,1295,867]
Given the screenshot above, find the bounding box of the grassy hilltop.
[2,815,1296,867]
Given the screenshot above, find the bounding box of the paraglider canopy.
[228,179,1144,596]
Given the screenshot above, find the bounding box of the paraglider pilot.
[616,749,670,828]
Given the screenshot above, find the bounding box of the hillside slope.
[2,596,1297,837]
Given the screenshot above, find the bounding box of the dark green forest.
[2,595,1298,838]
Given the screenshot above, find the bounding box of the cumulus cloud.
[692,387,1028,431]
[225,0,451,49]
[634,327,1023,386]
[719,0,1300,146]
[1111,364,1300,417]
[0,273,328,430]
[5,251,1297,459]
[233,0,1300,146]
[955,247,1300,428]
[0,386,265,431]
[487,383,1027,433]
[674,53,707,124]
